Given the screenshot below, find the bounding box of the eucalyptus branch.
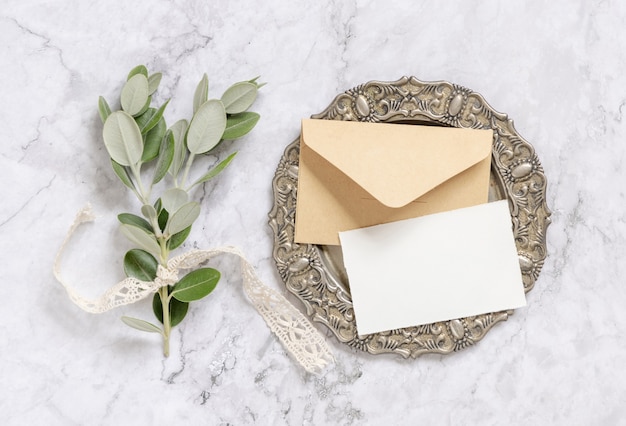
[99,65,263,356]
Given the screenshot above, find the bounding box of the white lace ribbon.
[53,204,334,374]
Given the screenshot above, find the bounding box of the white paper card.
[339,200,527,336]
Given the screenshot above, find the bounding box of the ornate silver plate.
[268,77,551,357]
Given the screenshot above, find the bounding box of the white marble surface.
[2,0,625,424]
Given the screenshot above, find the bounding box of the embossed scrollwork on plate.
[268,77,551,357]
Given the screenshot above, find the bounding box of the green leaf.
[142,117,166,162]
[127,65,148,80]
[152,293,189,327]
[167,225,191,250]
[166,202,200,236]
[191,152,237,188]
[247,76,266,89]
[157,207,168,232]
[118,213,152,233]
[135,107,156,132]
[98,96,112,124]
[140,204,158,223]
[152,130,174,184]
[222,112,260,140]
[193,73,209,114]
[141,100,169,134]
[121,74,150,116]
[123,249,158,281]
[169,119,188,178]
[171,268,220,302]
[119,223,161,256]
[121,316,163,335]
[110,160,134,190]
[221,82,257,114]
[148,72,162,95]
[103,111,144,166]
[161,187,188,213]
[186,99,226,154]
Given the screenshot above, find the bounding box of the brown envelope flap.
[301,119,493,208]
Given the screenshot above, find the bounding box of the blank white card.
[339,200,527,336]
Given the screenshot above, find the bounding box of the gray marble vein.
[2,0,626,424]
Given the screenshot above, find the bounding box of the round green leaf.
[161,188,188,214]
[148,73,162,95]
[152,131,175,184]
[169,119,189,178]
[119,224,161,257]
[152,293,189,327]
[186,99,226,154]
[110,159,134,190]
[166,202,200,236]
[167,225,191,250]
[142,117,166,162]
[103,111,144,166]
[118,213,152,233]
[121,74,150,116]
[171,268,220,302]
[223,112,260,140]
[220,82,257,114]
[124,249,158,281]
[141,204,158,223]
[127,65,148,80]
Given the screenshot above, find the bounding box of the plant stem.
[157,233,172,357]
[159,286,171,357]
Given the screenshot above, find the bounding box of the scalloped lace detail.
[54,204,333,374]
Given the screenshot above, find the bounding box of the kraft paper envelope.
[339,200,527,336]
[295,119,493,245]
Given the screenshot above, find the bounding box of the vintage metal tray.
[268,77,551,357]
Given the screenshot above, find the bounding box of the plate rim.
[268,76,551,358]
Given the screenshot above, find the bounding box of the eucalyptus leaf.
[119,223,161,256]
[121,74,150,116]
[247,76,266,89]
[140,204,158,223]
[161,187,188,213]
[171,268,220,302]
[135,108,156,132]
[157,207,168,232]
[98,96,111,124]
[121,316,163,334]
[186,99,226,154]
[169,119,188,178]
[103,111,144,166]
[222,112,260,140]
[191,152,237,188]
[124,249,158,281]
[147,73,162,94]
[141,100,169,134]
[142,117,166,162]
[152,293,189,327]
[152,130,174,184]
[167,225,191,250]
[118,213,152,233]
[135,95,152,117]
[221,82,257,114]
[193,73,209,114]
[166,202,200,236]
[110,159,134,190]
[127,65,148,80]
